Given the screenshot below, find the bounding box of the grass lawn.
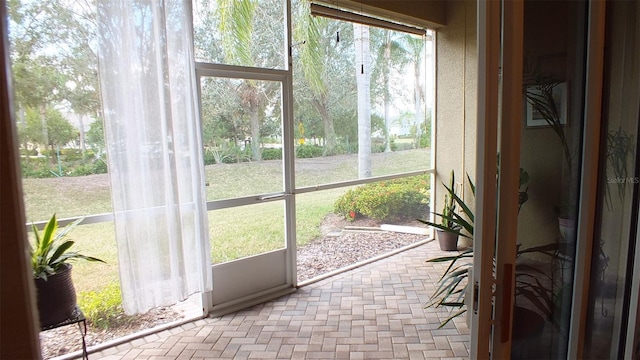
[22,148,431,293]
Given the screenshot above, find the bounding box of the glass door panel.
[584,1,640,358]
[473,0,607,358]
[512,1,589,358]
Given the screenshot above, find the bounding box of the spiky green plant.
[30,214,105,280]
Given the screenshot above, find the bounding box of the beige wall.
[434,0,477,245]
[359,0,447,28]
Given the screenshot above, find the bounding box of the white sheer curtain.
[97,0,212,314]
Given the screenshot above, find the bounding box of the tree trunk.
[354,23,371,179]
[250,108,260,161]
[40,105,51,163]
[79,114,86,156]
[312,94,336,155]
[413,59,424,148]
[383,32,391,152]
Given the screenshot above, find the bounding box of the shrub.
[93,157,108,174]
[334,175,430,221]
[394,142,414,151]
[203,150,217,165]
[20,158,54,178]
[222,145,252,163]
[69,163,95,176]
[296,144,323,158]
[60,149,85,162]
[261,148,282,160]
[78,282,131,329]
[372,144,385,153]
[333,143,353,155]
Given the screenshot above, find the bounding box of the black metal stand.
[41,307,88,359]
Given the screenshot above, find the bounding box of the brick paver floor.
[91,240,470,360]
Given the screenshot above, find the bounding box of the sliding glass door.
[584,1,640,358]
[471,0,609,358]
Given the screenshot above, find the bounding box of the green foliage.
[86,120,105,153]
[44,108,77,148]
[393,142,412,151]
[423,170,548,329]
[93,157,108,174]
[60,149,94,162]
[20,151,108,178]
[203,149,217,165]
[223,145,252,163]
[296,144,323,159]
[20,157,53,178]
[372,143,386,153]
[78,282,129,329]
[261,148,282,160]
[418,171,474,237]
[30,214,105,280]
[425,248,473,326]
[334,175,430,221]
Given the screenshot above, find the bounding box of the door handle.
[501,263,514,343]
[258,193,286,201]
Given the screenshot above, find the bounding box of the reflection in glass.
[513,1,588,358]
[584,1,640,358]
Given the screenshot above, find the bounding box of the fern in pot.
[30,214,105,328]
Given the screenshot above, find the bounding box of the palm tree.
[295,12,338,155]
[405,35,427,148]
[218,0,264,161]
[371,29,411,152]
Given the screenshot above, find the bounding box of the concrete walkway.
[91,240,470,360]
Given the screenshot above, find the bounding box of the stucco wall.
[434,0,477,246]
[359,0,447,28]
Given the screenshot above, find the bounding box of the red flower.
[349,210,356,219]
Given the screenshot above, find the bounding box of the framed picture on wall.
[525,82,568,127]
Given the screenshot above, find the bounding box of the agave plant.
[30,214,105,280]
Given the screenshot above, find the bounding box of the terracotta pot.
[34,264,78,328]
[436,230,459,251]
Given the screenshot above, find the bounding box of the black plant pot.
[34,264,78,328]
[437,230,459,251]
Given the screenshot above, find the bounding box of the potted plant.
[417,170,473,251]
[423,169,531,327]
[30,214,105,328]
